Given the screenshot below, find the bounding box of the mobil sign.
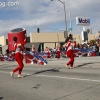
[76,16,90,26]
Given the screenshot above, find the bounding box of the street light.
[56,10,72,34]
[50,0,68,38]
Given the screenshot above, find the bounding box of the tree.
[98,31,100,33]
[87,29,90,33]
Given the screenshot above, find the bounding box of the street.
[0,57,100,100]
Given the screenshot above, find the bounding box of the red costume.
[45,47,51,58]
[66,40,75,68]
[9,53,13,58]
[12,40,26,75]
[56,46,61,59]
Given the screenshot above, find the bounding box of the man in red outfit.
[10,36,26,78]
[65,37,75,69]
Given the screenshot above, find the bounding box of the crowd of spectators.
[0,53,14,61]
[49,38,100,57]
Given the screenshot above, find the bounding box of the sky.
[0,0,100,37]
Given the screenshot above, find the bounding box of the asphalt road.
[0,57,100,100]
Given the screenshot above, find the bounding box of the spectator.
[95,43,99,56]
[31,44,35,54]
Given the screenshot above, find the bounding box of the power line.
[40,27,65,31]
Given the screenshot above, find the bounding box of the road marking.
[36,74,100,83]
[0,70,100,83]
[0,71,9,74]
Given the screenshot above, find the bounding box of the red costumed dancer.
[56,46,61,59]
[65,37,76,69]
[45,47,51,58]
[10,36,26,78]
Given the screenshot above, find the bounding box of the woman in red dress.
[10,36,26,78]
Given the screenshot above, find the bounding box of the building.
[30,32,100,51]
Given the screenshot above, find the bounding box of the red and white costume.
[66,40,75,68]
[56,46,61,59]
[45,47,51,58]
[12,40,26,75]
[31,45,35,53]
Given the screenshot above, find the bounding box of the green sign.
[68,28,73,31]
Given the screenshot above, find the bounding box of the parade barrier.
[59,49,96,57]
[0,52,48,65]
[73,49,96,57]
[0,49,97,62]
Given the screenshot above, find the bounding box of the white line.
[0,71,100,83]
[36,75,100,83]
[0,71,9,74]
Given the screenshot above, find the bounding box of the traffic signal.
[64,31,67,38]
[37,28,40,33]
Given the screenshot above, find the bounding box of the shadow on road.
[23,68,60,78]
[74,61,100,68]
[74,62,93,68]
[0,97,3,100]
[35,68,60,74]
